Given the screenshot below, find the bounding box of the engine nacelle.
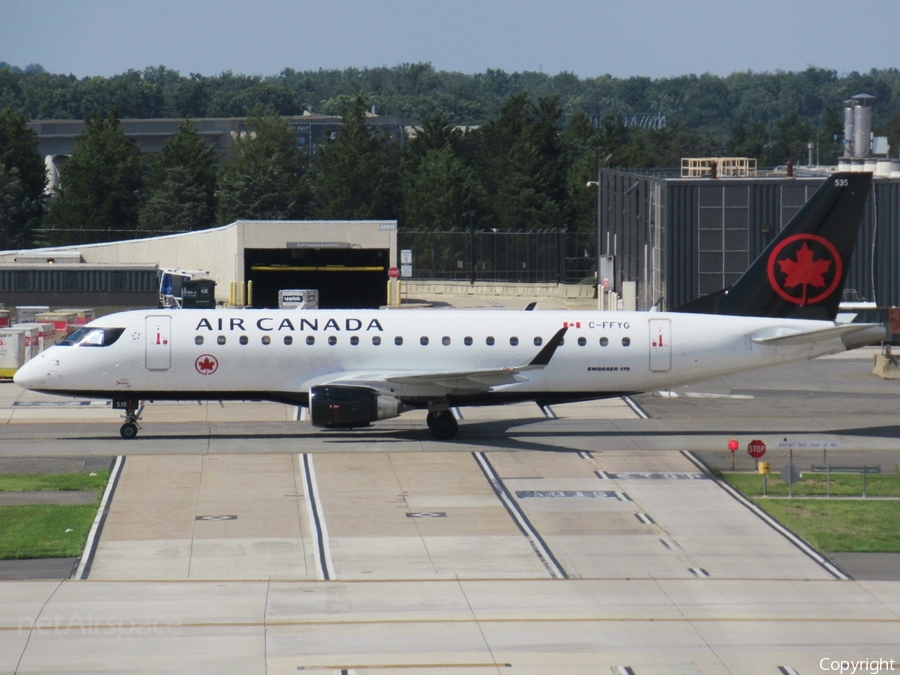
[309,385,403,428]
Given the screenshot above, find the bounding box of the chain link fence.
[397,229,597,284]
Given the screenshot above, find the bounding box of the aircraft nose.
[13,354,49,390]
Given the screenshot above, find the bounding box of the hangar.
[0,220,398,311]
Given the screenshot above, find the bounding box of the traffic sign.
[388,267,400,279]
[728,439,739,452]
[780,464,800,485]
[747,439,766,459]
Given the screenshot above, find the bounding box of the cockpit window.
[60,327,125,347]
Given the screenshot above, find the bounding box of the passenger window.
[239,335,248,345]
[420,336,429,346]
[372,336,381,346]
[533,337,542,346]
[217,335,226,345]
[195,336,204,346]
[600,337,609,347]
[622,337,631,347]
[578,337,587,347]
[284,336,293,345]
[510,337,519,346]
[306,335,315,346]
[486,336,495,346]
[464,336,473,346]
[328,336,337,346]
[395,336,403,346]
[442,336,451,346]
[262,336,271,345]
[350,336,359,345]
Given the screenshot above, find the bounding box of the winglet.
[529,327,567,367]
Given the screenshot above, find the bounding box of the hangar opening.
[245,245,389,309]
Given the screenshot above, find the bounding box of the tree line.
[4,61,900,138]
[4,61,900,249]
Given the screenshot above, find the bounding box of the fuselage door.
[145,316,172,371]
[649,319,671,372]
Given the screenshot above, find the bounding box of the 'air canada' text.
[195,317,385,332]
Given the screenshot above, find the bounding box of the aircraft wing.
[322,327,568,394]
[751,323,884,346]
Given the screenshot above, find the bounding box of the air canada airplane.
[14,172,884,441]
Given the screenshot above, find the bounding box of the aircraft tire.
[425,411,436,431]
[429,411,458,441]
[120,422,139,440]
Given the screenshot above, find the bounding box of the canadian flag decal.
[563,321,581,328]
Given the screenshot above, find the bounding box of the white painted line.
[577,451,593,460]
[595,470,611,480]
[621,395,649,419]
[76,456,125,580]
[451,406,464,420]
[688,567,710,577]
[299,453,335,580]
[294,406,308,421]
[635,513,654,525]
[473,452,567,580]
[612,667,636,675]
[682,450,850,581]
[778,667,799,675]
[685,392,754,399]
[657,390,679,397]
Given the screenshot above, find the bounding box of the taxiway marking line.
[300,453,335,580]
[76,455,125,580]
[472,452,568,580]
[682,450,849,581]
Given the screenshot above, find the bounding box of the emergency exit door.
[145,316,171,370]
[649,319,671,372]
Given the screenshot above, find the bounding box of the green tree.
[0,107,46,247]
[139,120,218,232]
[400,145,479,229]
[217,112,311,222]
[476,93,567,230]
[313,95,399,219]
[45,111,142,242]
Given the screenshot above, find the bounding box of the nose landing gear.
[113,398,144,439]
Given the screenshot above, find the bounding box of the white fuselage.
[14,308,848,405]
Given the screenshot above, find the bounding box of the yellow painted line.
[297,665,510,671]
[3,617,898,632]
[250,266,385,272]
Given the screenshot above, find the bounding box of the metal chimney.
[852,93,875,158]
[843,100,856,158]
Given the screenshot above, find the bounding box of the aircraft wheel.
[429,411,458,441]
[120,422,139,440]
[426,411,436,431]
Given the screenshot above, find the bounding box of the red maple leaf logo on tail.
[766,234,842,306]
[777,243,833,304]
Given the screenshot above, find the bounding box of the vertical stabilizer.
[674,172,872,320]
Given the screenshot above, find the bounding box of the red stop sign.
[388,267,400,279]
[747,440,766,459]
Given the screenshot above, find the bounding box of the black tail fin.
[674,172,872,320]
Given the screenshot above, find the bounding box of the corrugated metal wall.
[601,170,900,311]
[0,268,158,293]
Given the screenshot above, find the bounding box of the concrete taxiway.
[1,348,900,673]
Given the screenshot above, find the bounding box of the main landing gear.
[426,409,458,441]
[113,398,144,439]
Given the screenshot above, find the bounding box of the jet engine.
[309,385,404,428]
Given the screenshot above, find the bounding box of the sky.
[2,0,900,80]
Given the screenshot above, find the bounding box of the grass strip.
[0,471,110,493]
[721,472,900,552]
[754,499,900,552]
[0,504,99,560]
[725,471,900,497]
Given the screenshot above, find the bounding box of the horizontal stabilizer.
[752,323,884,346]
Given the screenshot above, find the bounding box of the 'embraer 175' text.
[195,317,385,332]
